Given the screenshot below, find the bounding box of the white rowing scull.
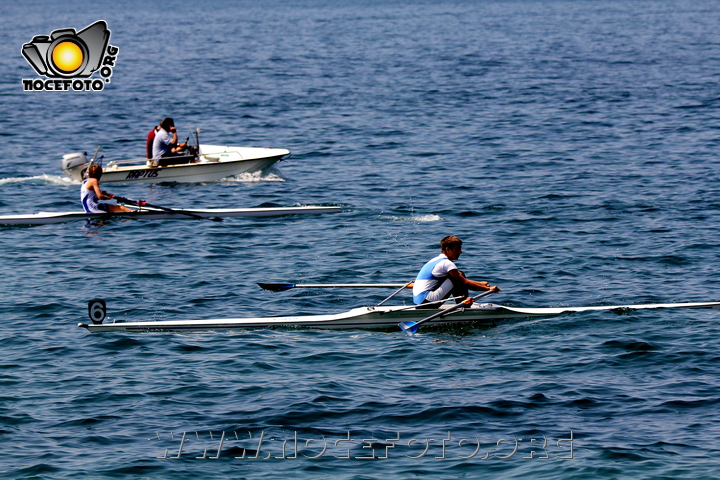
[78,299,720,333]
[0,205,342,225]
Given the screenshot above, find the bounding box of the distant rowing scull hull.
[0,205,342,225]
[79,301,720,333]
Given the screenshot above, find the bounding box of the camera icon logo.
[22,20,110,78]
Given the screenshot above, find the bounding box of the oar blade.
[398,321,419,336]
[257,282,296,292]
[398,290,498,336]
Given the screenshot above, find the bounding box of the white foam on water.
[222,171,285,183]
[412,214,441,222]
[0,174,76,186]
[379,214,441,222]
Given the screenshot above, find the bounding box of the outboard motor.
[61,152,89,182]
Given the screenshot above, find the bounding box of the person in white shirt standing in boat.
[81,164,132,213]
[413,235,500,307]
[151,117,189,162]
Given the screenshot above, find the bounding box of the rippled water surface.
[1,0,720,478]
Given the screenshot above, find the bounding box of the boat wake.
[224,171,285,183]
[0,174,76,186]
[379,214,441,223]
[0,172,284,187]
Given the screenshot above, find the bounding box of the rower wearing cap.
[413,235,499,306]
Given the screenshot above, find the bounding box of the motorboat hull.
[61,145,290,184]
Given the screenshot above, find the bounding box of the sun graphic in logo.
[51,41,84,73]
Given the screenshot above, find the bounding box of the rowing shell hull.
[79,301,720,333]
[0,206,342,225]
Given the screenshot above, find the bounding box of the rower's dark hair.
[160,117,175,130]
[440,235,462,251]
[87,164,103,180]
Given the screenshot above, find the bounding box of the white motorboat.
[61,143,290,184]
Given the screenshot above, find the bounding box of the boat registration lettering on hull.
[125,169,160,180]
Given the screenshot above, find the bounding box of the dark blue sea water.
[2,0,720,478]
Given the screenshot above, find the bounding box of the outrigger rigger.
[78,287,720,336]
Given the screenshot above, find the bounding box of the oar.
[113,196,222,222]
[398,289,498,337]
[87,146,101,168]
[379,295,466,315]
[375,282,414,307]
[258,282,411,292]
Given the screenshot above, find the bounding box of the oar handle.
[112,195,143,206]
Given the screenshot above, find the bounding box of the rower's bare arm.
[448,269,499,292]
[471,280,499,292]
[88,179,108,199]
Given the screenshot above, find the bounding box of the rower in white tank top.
[81,178,109,213]
[80,165,132,214]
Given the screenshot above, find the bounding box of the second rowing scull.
[0,205,342,225]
